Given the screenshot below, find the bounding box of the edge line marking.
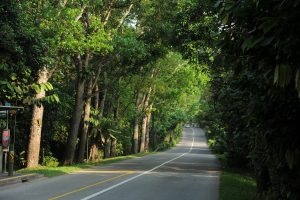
[81,128,195,200]
[48,172,132,200]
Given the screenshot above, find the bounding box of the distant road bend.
[0,128,220,200]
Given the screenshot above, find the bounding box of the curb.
[0,173,44,186]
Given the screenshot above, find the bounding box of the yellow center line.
[48,172,133,200]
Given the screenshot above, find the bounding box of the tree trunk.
[104,136,111,159]
[132,92,144,154]
[27,68,49,168]
[110,138,117,157]
[133,114,139,154]
[78,78,93,163]
[140,114,147,153]
[99,72,108,118]
[145,105,152,152]
[140,89,151,153]
[94,85,100,110]
[88,85,101,163]
[89,142,100,163]
[64,76,85,165]
[152,112,157,149]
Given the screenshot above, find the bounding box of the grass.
[219,169,257,200]
[18,152,154,177]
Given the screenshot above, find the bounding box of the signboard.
[2,129,10,151]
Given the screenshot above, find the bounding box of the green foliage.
[19,153,155,177]
[220,171,257,200]
[176,0,300,199]
[0,0,44,101]
[42,156,59,167]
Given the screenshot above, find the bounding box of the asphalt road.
[0,128,220,200]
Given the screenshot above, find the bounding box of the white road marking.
[81,128,195,200]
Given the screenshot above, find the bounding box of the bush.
[42,156,59,167]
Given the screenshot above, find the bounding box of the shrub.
[42,156,59,167]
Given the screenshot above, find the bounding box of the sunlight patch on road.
[69,170,135,174]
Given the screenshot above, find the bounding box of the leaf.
[32,83,41,93]
[274,64,292,87]
[274,65,279,85]
[285,150,294,170]
[295,69,300,98]
[221,14,229,25]
[10,73,17,80]
[260,37,274,47]
[53,94,60,103]
[214,0,222,8]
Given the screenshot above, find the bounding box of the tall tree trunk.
[110,137,117,157]
[104,136,111,159]
[64,53,90,165]
[132,92,143,154]
[152,112,157,149]
[133,114,139,154]
[145,104,152,152]
[89,142,100,162]
[88,85,101,163]
[99,72,107,118]
[78,78,93,163]
[94,85,100,110]
[64,76,85,165]
[139,114,147,153]
[140,88,151,153]
[27,68,49,168]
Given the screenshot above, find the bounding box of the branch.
[117,3,134,30]
[91,64,103,90]
[103,0,114,26]
[76,6,86,22]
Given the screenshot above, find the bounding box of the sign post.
[0,146,2,173]
[8,149,14,176]
[0,105,24,176]
[2,129,10,151]
[2,129,10,173]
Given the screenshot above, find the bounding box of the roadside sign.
[2,129,10,151]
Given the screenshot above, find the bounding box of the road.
[0,128,220,200]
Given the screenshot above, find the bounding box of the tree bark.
[139,114,147,153]
[133,113,139,154]
[78,78,93,163]
[64,53,90,165]
[140,88,151,153]
[132,92,143,154]
[88,85,101,163]
[64,75,85,165]
[110,137,117,157]
[27,68,49,168]
[89,142,100,162]
[104,136,111,159]
[99,72,108,118]
[145,104,152,152]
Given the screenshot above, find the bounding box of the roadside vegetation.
[220,170,257,200]
[18,152,154,177]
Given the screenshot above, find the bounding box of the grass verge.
[219,169,257,200]
[18,152,154,177]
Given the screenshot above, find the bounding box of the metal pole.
[0,146,3,173]
[4,152,7,173]
[13,114,16,150]
[6,110,8,129]
[8,150,14,176]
